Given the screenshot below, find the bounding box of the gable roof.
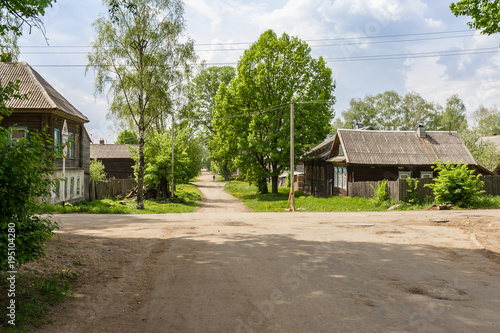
[0,62,89,123]
[90,144,138,159]
[332,129,476,165]
[304,135,336,159]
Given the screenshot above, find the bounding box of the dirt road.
[35,173,500,332]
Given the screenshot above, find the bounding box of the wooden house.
[0,62,90,203]
[303,126,491,197]
[90,142,138,179]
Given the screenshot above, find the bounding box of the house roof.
[480,135,500,152]
[336,129,477,165]
[304,135,336,159]
[90,144,138,159]
[0,62,89,123]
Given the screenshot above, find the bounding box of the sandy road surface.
[34,173,500,332]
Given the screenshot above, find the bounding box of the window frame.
[8,126,28,142]
[420,171,433,179]
[69,132,75,158]
[399,171,412,180]
[54,128,61,153]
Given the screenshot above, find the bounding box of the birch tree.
[87,0,196,209]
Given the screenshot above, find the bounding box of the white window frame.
[399,171,412,180]
[334,167,338,187]
[420,171,433,179]
[342,167,347,189]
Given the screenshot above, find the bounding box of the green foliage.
[137,124,203,196]
[471,105,500,136]
[450,0,500,35]
[0,129,59,270]
[36,184,202,214]
[115,129,139,144]
[460,129,500,171]
[405,178,420,205]
[370,179,390,206]
[87,0,196,209]
[339,91,466,131]
[212,30,336,194]
[425,161,485,207]
[90,158,108,182]
[224,181,388,212]
[0,269,77,332]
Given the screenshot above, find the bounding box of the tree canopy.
[212,30,335,194]
[115,129,140,144]
[87,0,196,209]
[450,0,500,35]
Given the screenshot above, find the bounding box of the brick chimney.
[99,138,105,145]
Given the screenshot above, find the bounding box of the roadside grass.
[36,183,202,214]
[224,181,500,212]
[225,181,388,212]
[0,268,77,332]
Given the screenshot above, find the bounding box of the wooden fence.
[348,176,500,201]
[89,179,137,201]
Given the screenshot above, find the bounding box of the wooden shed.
[90,143,138,179]
[0,62,90,203]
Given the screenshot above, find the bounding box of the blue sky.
[18,0,500,143]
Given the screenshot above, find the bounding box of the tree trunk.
[136,126,145,209]
[257,177,268,194]
[271,175,278,194]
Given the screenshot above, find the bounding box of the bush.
[425,161,485,208]
[0,129,59,271]
[90,158,107,182]
[405,177,420,205]
[370,179,390,206]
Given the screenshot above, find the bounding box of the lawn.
[224,181,500,212]
[36,183,202,214]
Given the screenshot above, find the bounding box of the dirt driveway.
[35,172,500,332]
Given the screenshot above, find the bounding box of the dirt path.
[194,171,249,214]
[30,185,500,332]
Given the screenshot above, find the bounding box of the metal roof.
[90,144,139,159]
[0,62,89,123]
[337,129,476,165]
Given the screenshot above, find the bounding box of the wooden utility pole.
[171,113,175,198]
[290,101,295,211]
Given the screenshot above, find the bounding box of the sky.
[17,0,500,143]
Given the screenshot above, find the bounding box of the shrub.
[370,179,390,206]
[0,129,59,271]
[425,161,485,207]
[405,177,420,205]
[90,158,107,182]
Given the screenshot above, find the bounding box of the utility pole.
[171,113,175,198]
[290,101,295,211]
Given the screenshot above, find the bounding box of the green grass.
[36,183,202,214]
[0,270,77,332]
[225,181,389,212]
[225,181,500,212]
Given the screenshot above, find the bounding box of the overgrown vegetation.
[90,158,107,182]
[370,179,390,207]
[36,184,202,214]
[425,161,485,208]
[405,178,420,205]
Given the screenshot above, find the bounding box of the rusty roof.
[90,144,139,159]
[337,129,476,165]
[0,62,89,123]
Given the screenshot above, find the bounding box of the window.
[399,171,412,180]
[70,177,74,197]
[76,177,80,196]
[54,128,61,153]
[420,171,433,179]
[54,181,60,200]
[9,126,28,142]
[338,144,344,156]
[69,133,75,158]
[64,177,68,199]
[334,167,338,187]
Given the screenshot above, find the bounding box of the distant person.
[213,174,216,182]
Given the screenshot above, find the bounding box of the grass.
[36,183,202,214]
[225,181,389,212]
[0,269,77,332]
[224,181,500,212]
